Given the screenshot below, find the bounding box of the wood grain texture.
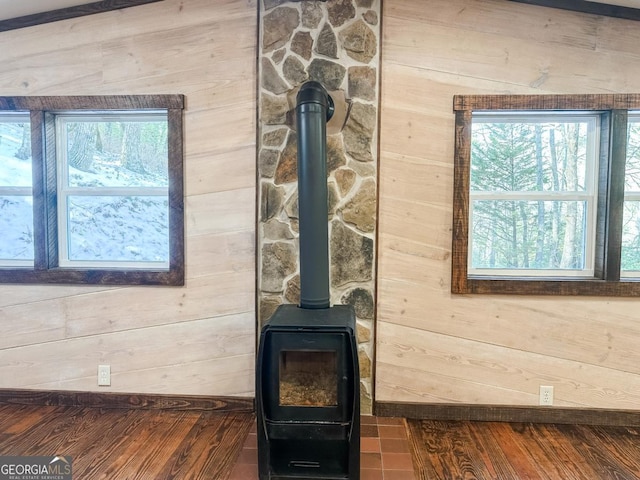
[0,0,164,33]
[509,0,640,22]
[0,404,253,480]
[0,95,183,110]
[377,402,640,427]
[0,389,253,412]
[453,94,640,111]
[406,419,640,480]
[0,0,257,396]
[378,0,640,409]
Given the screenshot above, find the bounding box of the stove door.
[259,329,356,423]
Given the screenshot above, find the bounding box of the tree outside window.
[452,94,640,296]
[0,95,184,286]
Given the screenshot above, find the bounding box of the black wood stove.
[256,82,360,480]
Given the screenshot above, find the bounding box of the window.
[622,114,640,276]
[0,114,33,267]
[0,95,184,285]
[452,94,640,295]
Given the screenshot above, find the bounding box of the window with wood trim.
[452,94,640,296]
[0,95,184,286]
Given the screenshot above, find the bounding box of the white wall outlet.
[98,364,111,386]
[539,385,553,406]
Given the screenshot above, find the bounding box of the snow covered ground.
[0,121,168,265]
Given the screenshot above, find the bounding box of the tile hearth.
[229,415,416,480]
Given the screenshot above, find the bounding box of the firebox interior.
[279,350,338,407]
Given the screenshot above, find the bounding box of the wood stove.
[256,82,360,480]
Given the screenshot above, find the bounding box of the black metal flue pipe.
[296,81,334,309]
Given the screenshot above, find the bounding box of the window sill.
[454,277,640,296]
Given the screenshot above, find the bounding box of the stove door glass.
[279,350,338,406]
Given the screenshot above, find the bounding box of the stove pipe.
[296,81,335,310]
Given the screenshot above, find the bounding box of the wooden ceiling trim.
[510,0,640,21]
[0,0,164,33]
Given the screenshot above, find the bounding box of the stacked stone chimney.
[258,0,380,413]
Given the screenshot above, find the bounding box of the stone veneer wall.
[258,0,380,413]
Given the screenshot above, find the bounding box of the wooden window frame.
[0,0,165,33]
[452,94,640,296]
[0,95,185,286]
[508,0,640,23]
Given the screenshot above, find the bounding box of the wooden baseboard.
[0,388,254,412]
[375,402,640,427]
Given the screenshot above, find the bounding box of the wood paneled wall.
[377,0,640,408]
[3,0,640,409]
[0,0,257,396]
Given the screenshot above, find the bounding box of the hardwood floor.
[406,419,640,480]
[3,404,640,479]
[0,404,253,479]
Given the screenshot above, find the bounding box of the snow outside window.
[0,95,184,286]
[56,114,170,269]
[0,114,34,267]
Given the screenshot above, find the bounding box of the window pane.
[0,196,34,262]
[0,119,31,187]
[64,118,168,188]
[471,119,590,192]
[623,118,640,273]
[66,196,169,264]
[621,201,640,272]
[0,118,33,265]
[471,200,587,271]
[626,118,640,192]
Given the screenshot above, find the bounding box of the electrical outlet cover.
[539,385,553,406]
[98,365,111,386]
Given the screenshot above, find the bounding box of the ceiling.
[0,0,97,22]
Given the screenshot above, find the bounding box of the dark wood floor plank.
[533,424,602,480]
[0,405,57,435]
[131,411,203,480]
[407,419,513,480]
[72,409,171,478]
[560,424,640,479]
[91,410,196,479]
[486,422,546,480]
[404,418,433,480]
[509,423,579,479]
[464,421,524,479]
[0,404,254,480]
[22,407,106,456]
[406,420,466,479]
[157,412,254,480]
[588,425,640,476]
[0,406,76,454]
[408,419,640,480]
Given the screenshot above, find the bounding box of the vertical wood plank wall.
[0,0,257,396]
[377,0,640,409]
